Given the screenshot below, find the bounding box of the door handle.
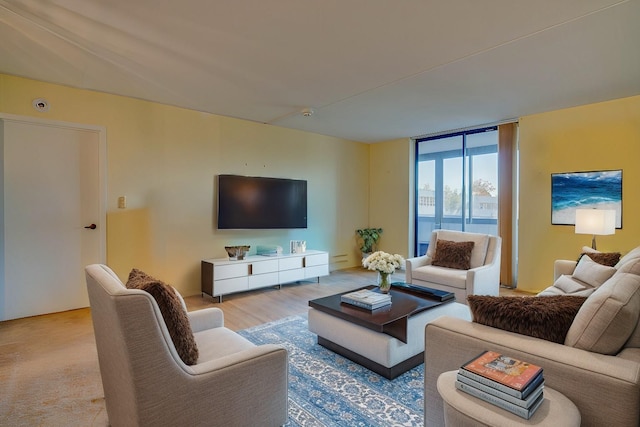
[84,224,97,229]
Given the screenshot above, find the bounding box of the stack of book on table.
[340,289,391,310]
[456,350,545,420]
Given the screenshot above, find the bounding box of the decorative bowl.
[225,245,250,260]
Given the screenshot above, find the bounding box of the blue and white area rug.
[238,314,424,427]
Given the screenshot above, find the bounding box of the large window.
[414,127,498,256]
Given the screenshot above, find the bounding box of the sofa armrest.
[424,316,640,427]
[554,259,577,280]
[188,307,224,332]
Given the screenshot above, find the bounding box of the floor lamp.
[575,209,616,250]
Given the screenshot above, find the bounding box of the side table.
[437,371,580,427]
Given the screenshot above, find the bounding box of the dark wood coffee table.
[309,285,450,343]
[308,284,459,378]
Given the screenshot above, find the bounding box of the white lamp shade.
[575,209,616,235]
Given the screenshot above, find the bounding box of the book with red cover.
[460,351,543,393]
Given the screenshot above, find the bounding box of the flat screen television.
[217,174,307,229]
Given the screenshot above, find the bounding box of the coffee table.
[308,284,471,379]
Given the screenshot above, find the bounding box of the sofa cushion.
[616,246,640,269]
[432,239,475,270]
[616,257,640,276]
[467,295,587,344]
[565,272,640,355]
[572,255,617,288]
[577,252,621,267]
[126,269,199,365]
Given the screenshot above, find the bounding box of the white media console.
[201,250,329,302]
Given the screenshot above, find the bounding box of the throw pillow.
[572,255,616,288]
[467,295,588,344]
[552,275,589,294]
[427,230,489,268]
[577,252,621,267]
[432,239,475,270]
[565,272,640,355]
[126,269,199,365]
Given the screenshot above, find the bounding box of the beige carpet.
[0,308,108,426]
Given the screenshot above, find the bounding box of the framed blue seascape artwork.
[551,170,622,227]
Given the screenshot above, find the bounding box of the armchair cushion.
[467,295,587,344]
[432,239,475,270]
[566,272,640,355]
[572,255,617,287]
[412,266,468,290]
[126,268,199,365]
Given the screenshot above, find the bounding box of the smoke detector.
[301,108,314,117]
[32,98,50,112]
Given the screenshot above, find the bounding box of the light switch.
[118,196,126,209]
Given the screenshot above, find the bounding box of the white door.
[1,117,105,321]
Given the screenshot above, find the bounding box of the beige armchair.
[405,230,501,303]
[85,264,288,427]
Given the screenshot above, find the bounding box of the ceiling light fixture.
[301,108,314,117]
[32,98,50,112]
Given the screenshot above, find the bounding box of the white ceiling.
[1,0,639,142]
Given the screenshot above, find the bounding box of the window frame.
[414,126,498,256]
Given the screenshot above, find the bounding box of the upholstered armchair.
[405,230,501,303]
[85,264,288,427]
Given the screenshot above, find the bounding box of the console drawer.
[305,253,329,267]
[279,256,304,271]
[250,259,279,275]
[214,263,249,280]
[213,277,248,296]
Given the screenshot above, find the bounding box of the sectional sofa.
[424,246,640,426]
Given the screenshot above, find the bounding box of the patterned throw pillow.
[432,239,475,270]
[467,295,588,344]
[126,268,199,365]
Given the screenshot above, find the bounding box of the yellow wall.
[0,74,370,295]
[518,95,640,292]
[5,74,637,296]
[368,138,413,258]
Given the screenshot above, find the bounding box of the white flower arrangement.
[362,251,405,274]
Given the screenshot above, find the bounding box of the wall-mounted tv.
[217,174,307,229]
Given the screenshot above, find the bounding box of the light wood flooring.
[0,267,527,426]
[185,267,525,330]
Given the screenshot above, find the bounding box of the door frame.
[0,112,107,264]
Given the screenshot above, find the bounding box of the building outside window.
[414,127,498,256]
